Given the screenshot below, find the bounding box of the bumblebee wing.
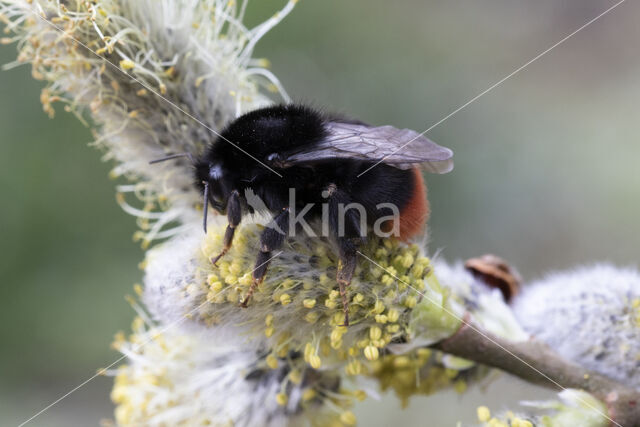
[280,121,454,173]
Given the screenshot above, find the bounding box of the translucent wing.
[280,121,454,173]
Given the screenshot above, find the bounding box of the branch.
[431,321,640,427]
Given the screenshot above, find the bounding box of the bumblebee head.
[195,160,227,218]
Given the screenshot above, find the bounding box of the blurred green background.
[1,0,639,425]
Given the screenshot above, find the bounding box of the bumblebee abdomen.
[349,163,428,241]
[397,168,429,241]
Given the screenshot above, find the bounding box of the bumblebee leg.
[210,190,242,266]
[337,250,357,326]
[240,207,290,307]
[326,184,365,327]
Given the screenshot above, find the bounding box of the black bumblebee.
[155,104,453,325]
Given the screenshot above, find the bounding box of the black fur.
[195,104,414,228]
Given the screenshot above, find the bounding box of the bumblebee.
[155,104,453,325]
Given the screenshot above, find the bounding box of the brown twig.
[431,321,640,427]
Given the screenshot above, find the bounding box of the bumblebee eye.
[207,183,226,212]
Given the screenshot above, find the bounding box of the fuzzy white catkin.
[513,264,640,390]
[140,218,531,404]
[430,259,529,342]
[0,0,293,244]
[143,219,461,362]
[472,389,608,427]
[142,220,527,363]
[111,320,344,427]
[131,219,507,425]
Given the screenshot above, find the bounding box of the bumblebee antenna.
[203,181,210,234]
[149,152,195,165]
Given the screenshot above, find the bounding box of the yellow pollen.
[387,308,400,322]
[364,345,379,361]
[512,419,533,427]
[375,314,388,324]
[309,355,322,369]
[369,326,382,341]
[304,312,319,323]
[119,59,135,70]
[289,369,302,385]
[374,300,385,314]
[477,406,491,422]
[280,293,291,305]
[354,390,367,401]
[275,393,288,406]
[133,283,143,296]
[404,295,418,308]
[340,411,357,426]
[302,388,316,401]
[266,354,278,369]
